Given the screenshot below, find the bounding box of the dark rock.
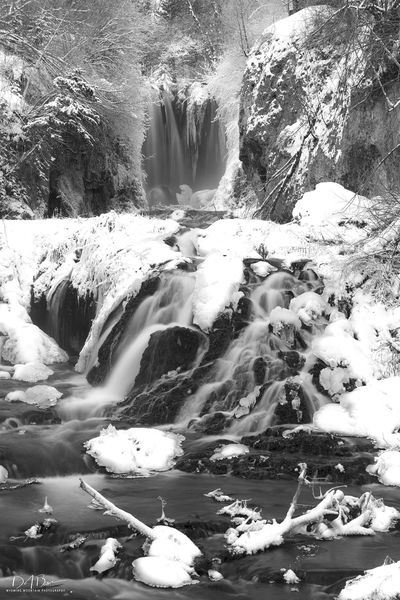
[31,282,96,356]
[272,378,313,425]
[135,326,208,388]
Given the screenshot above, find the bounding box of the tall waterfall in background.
[142,87,226,193]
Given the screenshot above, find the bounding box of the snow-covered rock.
[0,465,8,484]
[210,443,249,462]
[193,253,244,331]
[293,183,370,228]
[339,560,400,600]
[12,362,54,383]
[0,371,11,380]
[132,556,196,588]
[290,291,327,326]
[312,320,372,391]
[84,425,184,474]
[90,538,121,574]
[314,377,400,447]
[366,451,400,487]
[250,261,277,277]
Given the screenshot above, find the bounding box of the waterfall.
[142,87,226,195]
[59,273,196,419]
[176,272,326,435]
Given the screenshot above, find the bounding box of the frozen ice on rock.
[132,556,197,588]
[338,560,400,600]
[84,425,184,474]
[6,385,61,408]
[250,260,277,277]
[210,443,249,461]
[12,362,54,383]
[367,451,400,487]
[269,307,301,335]
[25,385,62,408]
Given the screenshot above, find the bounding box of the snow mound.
[0,371,10,380]
[210,443,249,461]
[132,556,196,588]
[289,291,327,326]
[338,560,400,600]
[367,451,400,487]
[314,377,400,447]
[84,425,184,474]
[13,362,54,383]
[149,525,202,565]
[293,182,370,227]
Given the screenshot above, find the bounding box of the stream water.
[1,259,399,599]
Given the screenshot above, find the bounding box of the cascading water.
[177,272,327,435]
[142,87,226,195]
[58,273,196,419]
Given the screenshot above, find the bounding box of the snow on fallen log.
[90,538,121,574]
[224,464,399,555]
[79,478,202,587]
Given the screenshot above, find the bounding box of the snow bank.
[293,182,370,228]
[314,377,400,447]
[367,451,400,487]
[84,425,184,475]
[339,560,400,600]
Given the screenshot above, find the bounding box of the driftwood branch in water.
[79,478,156,540]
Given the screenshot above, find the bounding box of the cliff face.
[239,6,400,222]
[0,49,144,219]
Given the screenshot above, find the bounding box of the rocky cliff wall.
[239,6,400,221]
